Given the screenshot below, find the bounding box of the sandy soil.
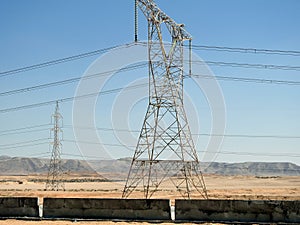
[0,174,299,201]
[0,174,299,224]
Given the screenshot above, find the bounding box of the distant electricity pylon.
[45,101,64,191]
[122,0,208,199]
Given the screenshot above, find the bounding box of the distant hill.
[201,161,300,176]
[0,156,94,175]
[0,156,299,176]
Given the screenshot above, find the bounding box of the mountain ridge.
[0,156,299,176]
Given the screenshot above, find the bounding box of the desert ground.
[0,173,299,224]
[0,174,299,200]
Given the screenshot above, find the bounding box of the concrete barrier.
[0,197,39,218]
[175,199,300,223]
[43,198,171,220]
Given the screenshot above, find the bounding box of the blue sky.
[0,0,299,165]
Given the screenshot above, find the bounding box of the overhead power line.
[1,123,299,140]
[139,41,300,56]
[64,139,133,147]
[61,153,108,160]
[0,128,50,137]
[0,123,50,134]
[1,71,299,114]
[0,83,148,113]
[195,60,300,71]
[200,150,300,158]
[0,44,130,78]
[64,125,300,140]
[191,74,300,85]
[1,139,299,159]
[0,138,50,148]
[64,140,300,158]
[190,44,300,56]
[194,133,300,139]
[0,66,299,99]
[0,142,49,151]
[1,42,300,79]
[0,62,147,97]
[64,139,300,158]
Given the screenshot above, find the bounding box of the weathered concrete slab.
[43,198,171,220]
[0,197,39,217]
[175,199,300,223]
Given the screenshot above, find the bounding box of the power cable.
[0,123,50,134]
[194,133,300,139]
[190,74,300,85]
[61,153,107,160]
[194,60,300,71]
[0,62,147,97]
[1,123,298,140]
[0,70,298,103]
[0,43,131,78]
[138,41,300,56]
[200,150,300,158]
[0,71,299,114]
[1,60,299,98]
[0,128,50,137]
[190,44,300,56]
[64,139,132,148]
[0,83,148,113]
[0,138,50,147]
[64,125,300,140]
[1,41,300,79]
[0,139,298,166]
[64,139,300,158]
[0,141,49,151]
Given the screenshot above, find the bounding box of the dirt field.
[0,174,299,200]
[0,174,299,225]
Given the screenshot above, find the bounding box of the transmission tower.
[122,0,208,199]
[45,101,64,191]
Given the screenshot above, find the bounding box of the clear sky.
[0,0,299,166]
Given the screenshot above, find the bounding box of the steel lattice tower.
[122,0,208,199]
[45,101,64,191]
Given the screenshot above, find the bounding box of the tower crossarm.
[137,0,192,41]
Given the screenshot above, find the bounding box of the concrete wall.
[1,197,298,223]
[43,198,171,220]
[175,199,300,223]
[0,197,39,218]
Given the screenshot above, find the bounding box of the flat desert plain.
[0,174,299,225]
[0,174,299,200]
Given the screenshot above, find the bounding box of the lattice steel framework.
[122,0,208,199]
[45,101,64,191]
